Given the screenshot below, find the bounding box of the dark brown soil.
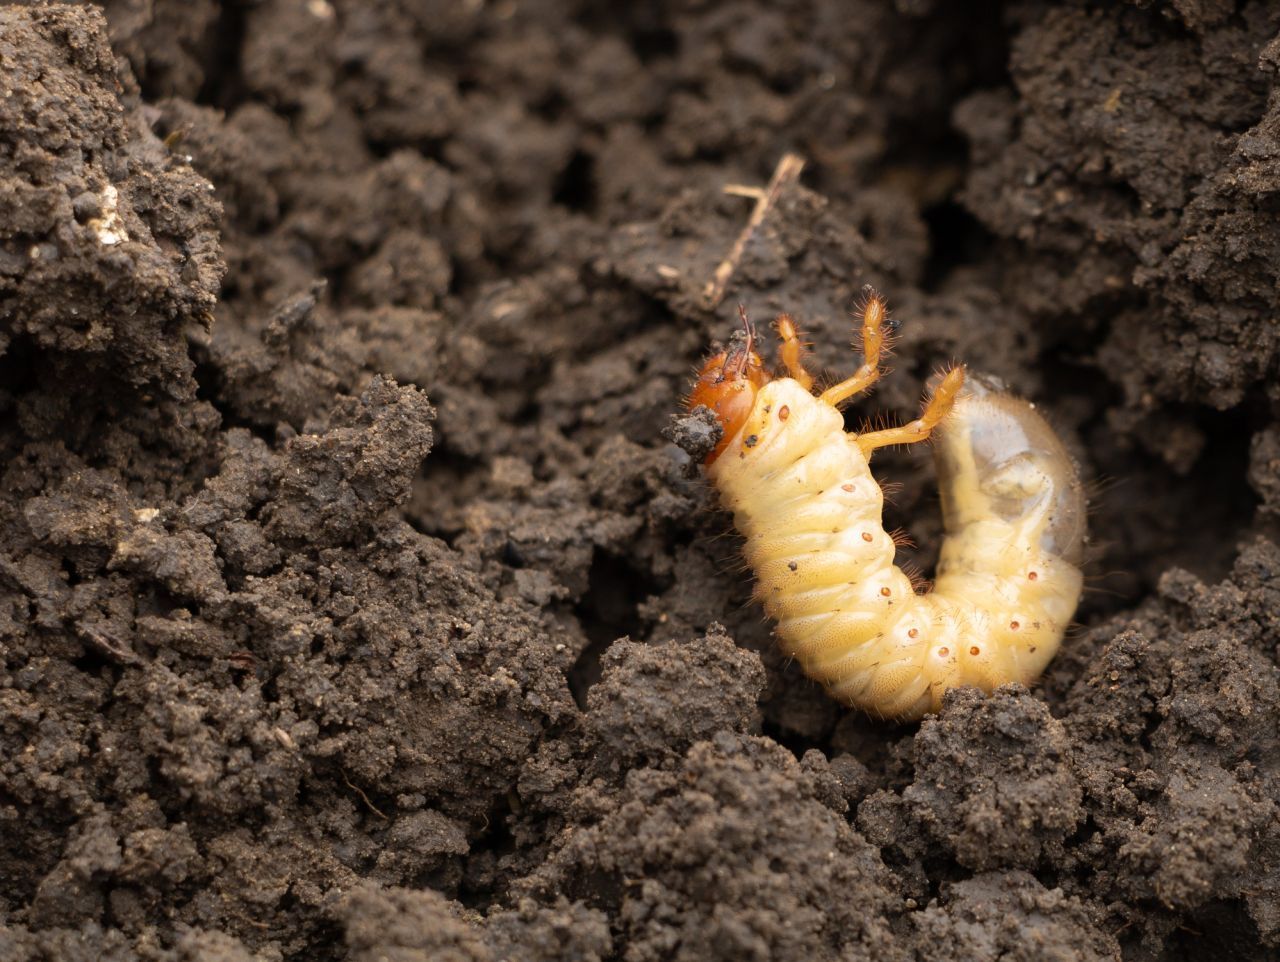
[2,2,1279,960]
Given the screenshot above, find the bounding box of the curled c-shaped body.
[707,377,1086,720]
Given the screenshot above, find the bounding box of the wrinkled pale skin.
[705,375,1086,721]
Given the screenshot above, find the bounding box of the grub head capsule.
[685,332,770,463]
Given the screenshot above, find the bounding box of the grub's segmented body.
[687,295,1086,720]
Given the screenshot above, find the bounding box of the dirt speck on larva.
[665,406,722,469]
[1,2,1278,960]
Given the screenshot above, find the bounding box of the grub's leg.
[856,366,966,458]
[774,314,815,391]
[819,288,890,407]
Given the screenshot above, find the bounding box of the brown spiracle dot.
[1009,620,1020,631]
[938,646,949,657]
[778,405,790,421]
[1028,571,1038,581]
[862,531,873,542]
[788,561,798,571]
[908,628,919,639]
[969,646,981,656]
[842,483,855,492]
[880,586,891,597]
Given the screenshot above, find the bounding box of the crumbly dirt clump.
[2,2,1280,960]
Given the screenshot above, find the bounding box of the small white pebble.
[89,185,129,246]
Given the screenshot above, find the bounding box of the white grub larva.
[685,290,1086,721]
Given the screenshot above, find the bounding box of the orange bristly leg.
[774,314,815,391]
[856,366,965,458]
[819,288,890,408]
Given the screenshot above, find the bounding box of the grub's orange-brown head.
[686,329,770,464]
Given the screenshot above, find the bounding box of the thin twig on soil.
[342,770,389,820]
[703,152,805,309]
